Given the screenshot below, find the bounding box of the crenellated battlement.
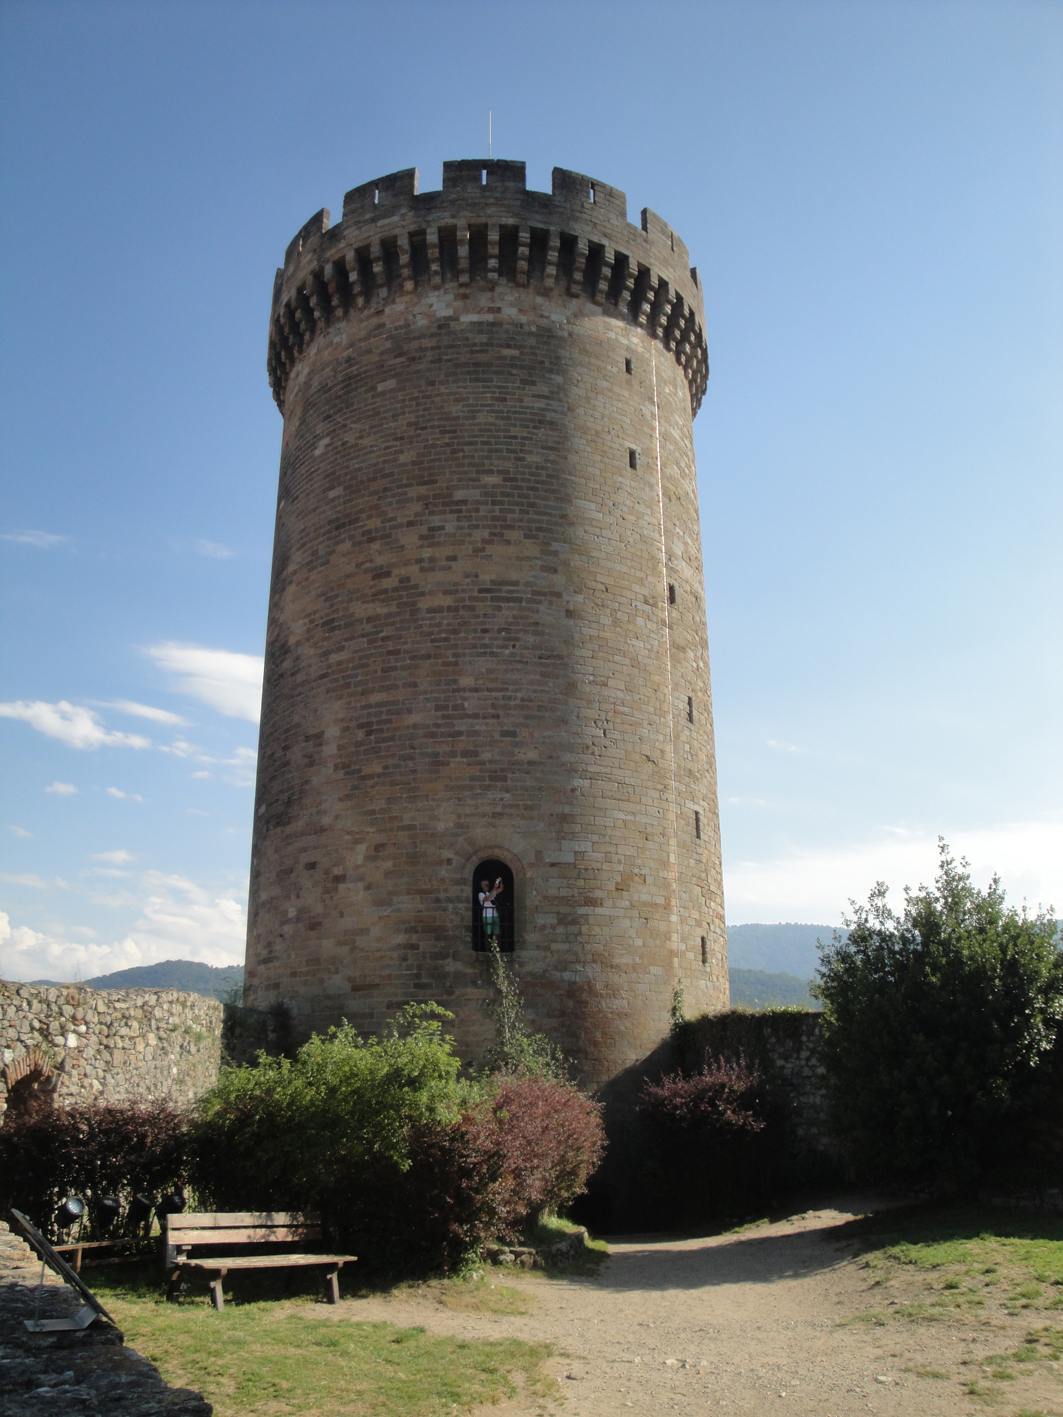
[267,161,709,416]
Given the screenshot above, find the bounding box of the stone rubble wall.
[675,1009,836,1159]
[0,980,222,1120]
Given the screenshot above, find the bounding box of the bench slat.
[167,1212,319,1230]
[172,1226,320,1247]
[173,1253,354,1272]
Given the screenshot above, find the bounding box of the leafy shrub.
[188,1004,473,1214]
[188,1007,605,1272]
[813,840,1062,1183]
[478,943,568,1080]
[465,1076,605,1238]
[636,1054,787,1221]
[0,1100,187,1239]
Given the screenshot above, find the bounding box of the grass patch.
[89,1262,553,1416]
[835,1203,1063,1328]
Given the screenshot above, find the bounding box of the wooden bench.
[164,1211,355,1311]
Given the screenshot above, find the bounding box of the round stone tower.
[245,160,727,1087]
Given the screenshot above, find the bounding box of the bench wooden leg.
[209,1273,225,1311]
[325,1268,340,1305]
[166,1269,183,1303]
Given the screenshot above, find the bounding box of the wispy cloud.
[146,643,263,723]
[0,873,49,889]
[91,850,134,865]
[0,701,151,750]
[45,781,78,795]
[0,872,247,981]
[99,700,190,726]
[1,531,67,548]
[723,819,1063,927]
[9,826,33,837]
[158,739,257,787]
[767,739,803,753]
[106,787,145,801]
[196,540,233,560]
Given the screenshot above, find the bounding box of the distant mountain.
[29,960,245,1002]
[726,922,844,979]
[728,967,819,1011]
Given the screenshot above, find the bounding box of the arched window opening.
[471,859,515,953]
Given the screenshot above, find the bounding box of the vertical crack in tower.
[246,159,727,1089]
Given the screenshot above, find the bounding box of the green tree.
[813,840,1061,1181]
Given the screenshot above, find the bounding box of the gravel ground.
[333,1195,1063,1416]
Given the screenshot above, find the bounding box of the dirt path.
[327,1195,1063,1416]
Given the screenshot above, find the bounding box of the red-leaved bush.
[636,1054,787,1220]
[639,1055,769,1136]
[351,1078,604,1269]
[465,1077,606,1239]
[0,1100,188,1240]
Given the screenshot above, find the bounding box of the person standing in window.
[479,876,503,944]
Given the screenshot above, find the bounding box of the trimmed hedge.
[0,1100,187,1240]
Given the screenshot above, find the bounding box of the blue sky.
[1,0,1060,982]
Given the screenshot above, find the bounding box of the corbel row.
[268,223,709,415]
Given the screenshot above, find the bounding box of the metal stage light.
[55,1195,85,1231]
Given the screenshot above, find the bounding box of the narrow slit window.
[694,810,702,840]
[628,449,638,470]
[373,187,379,206]
[589,184,595,203]
[687,696,694,723]
[668,583,676,605]
[625,358,633,375]
[701,936,708,967]
[481,167,487,185]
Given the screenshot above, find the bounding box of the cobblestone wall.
[0,981,222,1120]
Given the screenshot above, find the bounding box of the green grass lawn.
[844,1203,1063,1321]
[89,1260,554,1417]
[837,1203,1063,1410]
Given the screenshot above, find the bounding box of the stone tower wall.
[245,160,727,1086]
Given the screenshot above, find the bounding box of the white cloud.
[767,739,803,753]
[9,826,33,837]
[146,643,263,723]
[159,738,256,786]
[0,873,49,889]
[91,850,134,865]
[196,540,233,560]
[0,701,151,750]
[45,781,78,795]
[1,531,67,548]
[105,787,145,801]
[0,874,248,981]
[102,700,190,726]
[723,819,1063,927]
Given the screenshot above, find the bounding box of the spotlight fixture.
[127,1193,155,1227]
[55,1195,85,1231]
[96,1195,121,1233]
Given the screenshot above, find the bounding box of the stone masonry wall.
[675,1009,835,1158]
[0,980,222,1121]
